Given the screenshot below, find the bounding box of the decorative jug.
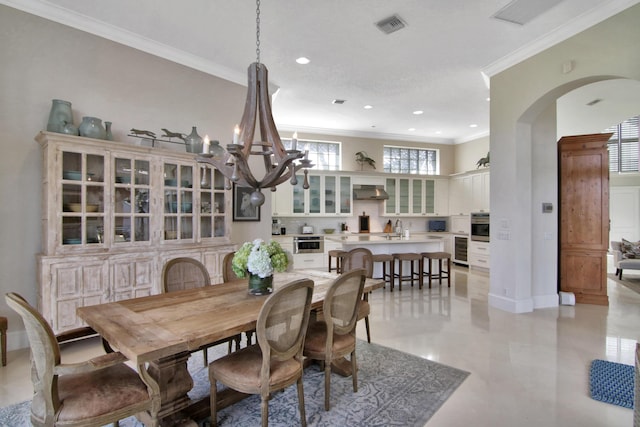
[79,117,107,140]
[46,99,73,133]
[184,126,203,153]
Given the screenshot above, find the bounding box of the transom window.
[282,139,341,171]
[605,116,639,173]
[383,146,438,174]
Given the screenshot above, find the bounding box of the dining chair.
[303,268,366,411]
[209,279,315,427]
[162,257,241,365]
[342,248,374,343]
[5,292,160,427]
[222,251,240,283]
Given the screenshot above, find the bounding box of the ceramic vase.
[105,121,113,140]
[184,126,203,153]
[46,99,73,133]
[248,273,273,295]
[79,117,107,140]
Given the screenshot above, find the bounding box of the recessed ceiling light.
[408,128,416,132]
[295,57,310,65]
[470,124,478,128]
[435,131,442,135]
[413,110,424,115]
[364,105,373,109]
[486,97,491,102]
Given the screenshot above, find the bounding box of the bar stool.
[421,251,451,288]
[0,316,7,366]
[371,254,394,290]
[328,249,346,274]
[392,253,423,291]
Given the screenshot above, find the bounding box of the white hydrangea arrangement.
[232,239,289,278]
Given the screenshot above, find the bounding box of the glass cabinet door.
[424,179,435,214]
[292,178,305,214]
[114,157,150,243]
[385,178,396,215]
[411,179,423,214]
[163,162,194,241]
[398,178,410,214]
[198,166,226,238]
[61,151,105,246]
[308,175,321,214]
[324,176,336,214]
[339,176,351,214]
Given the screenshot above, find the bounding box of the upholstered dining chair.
[342,247,374,343]
[222,251,241,283]
[209,279,315,427]
[5,292,160,427]
[303,268,366,411]
[162,257,241,365]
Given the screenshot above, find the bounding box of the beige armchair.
[5,292,160,427]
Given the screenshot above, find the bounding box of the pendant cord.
[255,0,261,65]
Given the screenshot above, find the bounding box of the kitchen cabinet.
[468,241,490,270]
[36,132,234,333]
[274,173,351,217]
[386,177,447,216]
[449,170,489,215]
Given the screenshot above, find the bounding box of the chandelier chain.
[255,0,261,65]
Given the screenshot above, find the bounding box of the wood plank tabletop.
[77,270,383,364]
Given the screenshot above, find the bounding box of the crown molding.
[483,0,640,77]
[0,0,247,86]
[276,124,455,145]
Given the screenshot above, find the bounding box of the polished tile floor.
[1,264,638,426]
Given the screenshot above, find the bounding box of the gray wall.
[0,6,250,342]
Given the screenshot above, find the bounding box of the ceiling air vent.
[375,14,407,35]
[332,99,346,105]
[492,0,565,26]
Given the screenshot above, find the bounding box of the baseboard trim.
[488,293,534,313]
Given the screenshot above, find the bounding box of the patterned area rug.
[0,340,469,426]
[589,359,635,409]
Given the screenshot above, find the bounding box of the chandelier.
[197,0,313,207]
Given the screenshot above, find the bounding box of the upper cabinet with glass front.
[37,132,230,255]
[277,172,351,217]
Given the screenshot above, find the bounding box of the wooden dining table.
[77,269,384,426]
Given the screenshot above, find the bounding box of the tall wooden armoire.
[558,133,611,305]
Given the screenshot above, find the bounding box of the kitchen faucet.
[395,219,403,237]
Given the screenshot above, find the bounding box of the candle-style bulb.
[291,132,298,151]
[202,134,211,154]
[233,125,240,144]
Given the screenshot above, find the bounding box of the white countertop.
[325,234,445,245]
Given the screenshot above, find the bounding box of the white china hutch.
[36,132,234,333]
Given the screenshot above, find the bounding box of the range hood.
[353,184,389,200]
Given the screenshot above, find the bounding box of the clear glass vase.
[248,273,273,295]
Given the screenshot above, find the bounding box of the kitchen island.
[325,233,445,278]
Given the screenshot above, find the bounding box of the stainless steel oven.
[470,212,490,242]
[293,236,324,254]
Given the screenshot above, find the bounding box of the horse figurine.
[476,152,490,169]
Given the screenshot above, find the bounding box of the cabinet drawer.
[469,253,490,269]
[292,253,324,269]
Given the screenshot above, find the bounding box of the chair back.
[256,279,314,364]
[343,248,373,278]
[324,269,366,336]
[5,292,61,418]
[222,252,240,282]
[162,257,210,292]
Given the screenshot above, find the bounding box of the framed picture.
[233,184,261,221]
